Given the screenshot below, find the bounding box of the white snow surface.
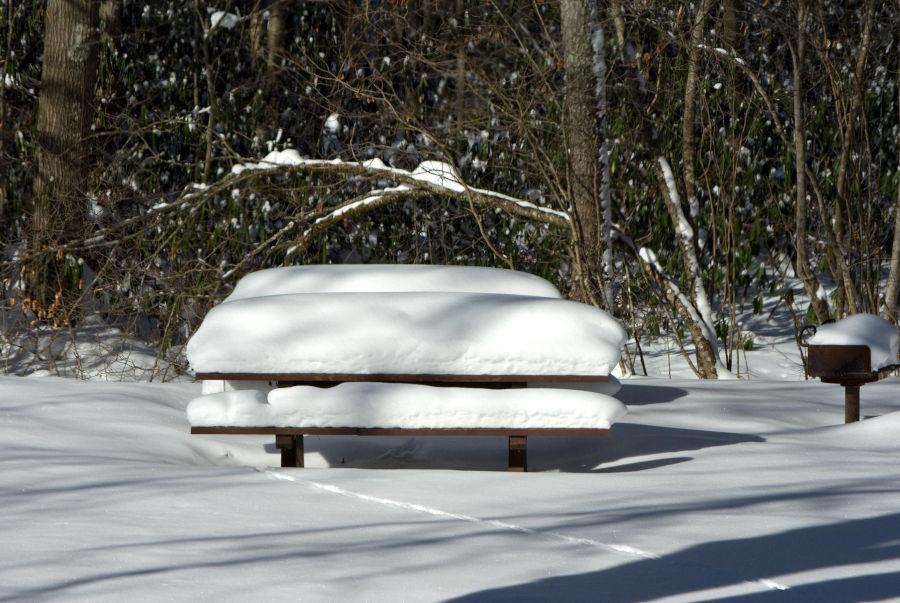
[186,291,625,376]
[222,264,562,301]
[807,313,900,370]
[187,382,626,429]
[3,373,900,601]
[324,113,340,133]
[409,160,466,192]
[208,9,240,30]
[4,275,900,600]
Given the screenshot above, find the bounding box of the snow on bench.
[186,265,628,471]
[188,383,627,470]
[189,382,626,430]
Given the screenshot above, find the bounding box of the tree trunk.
[560,0,600,303]
[655,157,724,378]
[608,0,723,377]
[608,0,625,51]
[722,0,742,51]
[884,67,900,323]
[681,0,713,224]
[667,0,721,378]
[591,11,614,311]
[830,0,875,316]
[885,182,900,322]
[791,0,830,324]
[266,0,285,95]
[28,0,99,322]
[99,0,119,38]
[455,0,466,127]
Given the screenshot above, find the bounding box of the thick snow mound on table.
[808,314,899,370]
[224,264,561,302]
[187,382,627,429]
[186,292,625,376]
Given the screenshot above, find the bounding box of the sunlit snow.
[222,264,562,300]
[3,270,899,601]
[807,313,900,370]
[187,382,626,429]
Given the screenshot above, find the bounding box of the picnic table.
[186,265,628,471]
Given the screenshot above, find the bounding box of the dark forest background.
[2,0,899,379]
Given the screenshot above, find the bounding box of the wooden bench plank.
[195,372,609,384]
[192,372,614,471]
[192,426,610,437]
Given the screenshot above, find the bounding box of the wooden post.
[508,436,527,472]
[275,434,304,467]
[844,385,860,424]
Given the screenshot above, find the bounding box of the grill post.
[805,343,875,424]
[844,385,860,424]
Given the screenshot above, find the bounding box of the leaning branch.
[31,154,570,263]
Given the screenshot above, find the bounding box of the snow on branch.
[285,185,427,260]
[655,157,718,349]
[615,230,706,332]
[657,158,694,242]
[697,44,746,66]
[50,150,570,263]
[200,151,572,276]
[614,230,733,378]
[227,150,570,226]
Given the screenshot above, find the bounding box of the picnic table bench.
[187,265,627,472]
[191,372,615,471]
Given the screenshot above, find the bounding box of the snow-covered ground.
[2,267,899,601]
[2,358,899,601]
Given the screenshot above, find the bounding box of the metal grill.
[801,324,900,423]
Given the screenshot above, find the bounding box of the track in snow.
[263,469,794,598]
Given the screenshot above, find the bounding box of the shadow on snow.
[448,512,900,602]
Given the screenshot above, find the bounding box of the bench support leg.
[844,385,860,424]
[508,435,527,472]
[275,434,304,467]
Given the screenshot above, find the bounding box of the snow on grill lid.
[807,314,900,371]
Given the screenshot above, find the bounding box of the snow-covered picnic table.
[186,265,628,471]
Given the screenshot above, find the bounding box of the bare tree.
[886,183,900,323]
[824,0,876,315]
[265,0,285,95]
[590,6,613,311]
[680,0,713,225]
[884,66,900,323]
[601,0,726,377]
[560,0,601,304]
[790,0,830,324]
[658,0,723,378]
[27,0,100,323]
